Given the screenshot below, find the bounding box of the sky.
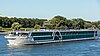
[0,0,100,21]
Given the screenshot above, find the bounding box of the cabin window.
[31,32,53,36]
[34,37,53,40]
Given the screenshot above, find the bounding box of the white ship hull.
[5,36,98,45]
[5,30,98,45]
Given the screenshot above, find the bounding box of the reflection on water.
[1,34,100,56]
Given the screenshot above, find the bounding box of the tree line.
[0,15,100,30]
[0,17,47,28]
[44,16,100,30]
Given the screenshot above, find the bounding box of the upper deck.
[10,29,97,33]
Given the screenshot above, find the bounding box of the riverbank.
[0,32,7,34]
[0,28,34,34]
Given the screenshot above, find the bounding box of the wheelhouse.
[17,32,29,37]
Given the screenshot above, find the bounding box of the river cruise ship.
[5,29,98,45]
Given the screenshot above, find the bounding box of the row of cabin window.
[61,31,95,35]
[33,34,94,40]
[34,37,53,40]
[61,33,95,36]
[31,32,52,36]
[62,34,94,39]
[30,31,95,36]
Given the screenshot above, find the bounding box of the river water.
[0,33,100,56]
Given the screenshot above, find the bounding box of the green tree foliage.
[0,16,100,30]
[0,26,2,31]
[84,22,92,29]
[98,24,100,29]
[43,16,100,30]
[50,15,66,29]
[0,16,47,28]
[11,22,22,30]
[71,18,85,29]
[34,24,41,30]
[43,21,54,29]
